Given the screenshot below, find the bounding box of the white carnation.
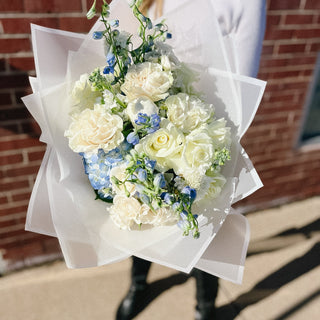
[108,194,141,230]
[166,93,214,133]
[121,62,173,102]
[65,104,123,154]
[136,205,179,226]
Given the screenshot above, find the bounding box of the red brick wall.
[238,0,320,212]
[0,0,320,271]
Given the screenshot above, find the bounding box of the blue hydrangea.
[81,143,132,192]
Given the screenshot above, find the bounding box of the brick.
[15,88,33,104]
[305,0,320,9]
[59,17,97,33]
[21,121,42,136]
[0,106,31,121]
[260,56,316,69]
[261,44,275,55]
[12,192,32,202]
[0,180,30,192]
[278,43,306,54]
[0,0,24,12]
[2,18,59,34]
[43,237,61,254]
[266,14,281,26]
[0,59,6,71]
[0,74,30,89]
[0,124,20,137]
[0,38,31,54]
[310,42,320,52]
[265,28,295,41]
[260,70,301,79]
[3,164,40,178]
[294,28,320,39]
[269,0,301,10]
[0,93,12,106]
[8,57,35,72]
[24,0,82,13]
[0,227,27,240]
[0,153,24,166]
[0,196,8,205]
[28,150,45,162]
[0,217,25,229]
[284,14,315,24]
[0,137,43,152]
[0,205,28,217]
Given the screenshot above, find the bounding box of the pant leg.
[131,256,152,289]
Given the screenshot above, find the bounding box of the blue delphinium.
[126,131,139,145]
[134,112,161,136]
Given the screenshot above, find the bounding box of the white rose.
[108,194,141,230]
[172,128,214,189]
[121,62,173,102]
[65,104,123,154]
[71,73,102,114]
[207,118,231,148]
[126,97,158,126]
[183,128,214,170]
[135,119,185,172]
[110,163,135,195]
[166,93,214,133]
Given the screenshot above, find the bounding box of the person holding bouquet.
[114,0,266,319]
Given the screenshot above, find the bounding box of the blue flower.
[139,193,151,205]
[161,192,174,205]
[137,168,147,182]
[144,158,156,171]
[126,131,140,145]
[154,173,166,189]
[181,186,197,202]
[105,148,123,165]
[172,201,181,212]
[135,113,148,125]
[103,66,114,74]
[98,188,113,200]
[106,51,116,66]
[93,31,104,39]
[110,19,119,28]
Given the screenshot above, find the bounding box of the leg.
[116,257,152,320]
[193,269,219,320]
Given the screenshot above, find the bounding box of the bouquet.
[23,0,266,283]
[65,0,233,239]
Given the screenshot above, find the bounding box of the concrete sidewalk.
[1,197,319,320]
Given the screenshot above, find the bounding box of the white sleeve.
[233,0,266,77]
[213,0,266,77]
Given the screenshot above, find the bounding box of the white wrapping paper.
[23,0,266,284]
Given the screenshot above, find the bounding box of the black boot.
[116,257,152,320]
[193,269,218,320]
